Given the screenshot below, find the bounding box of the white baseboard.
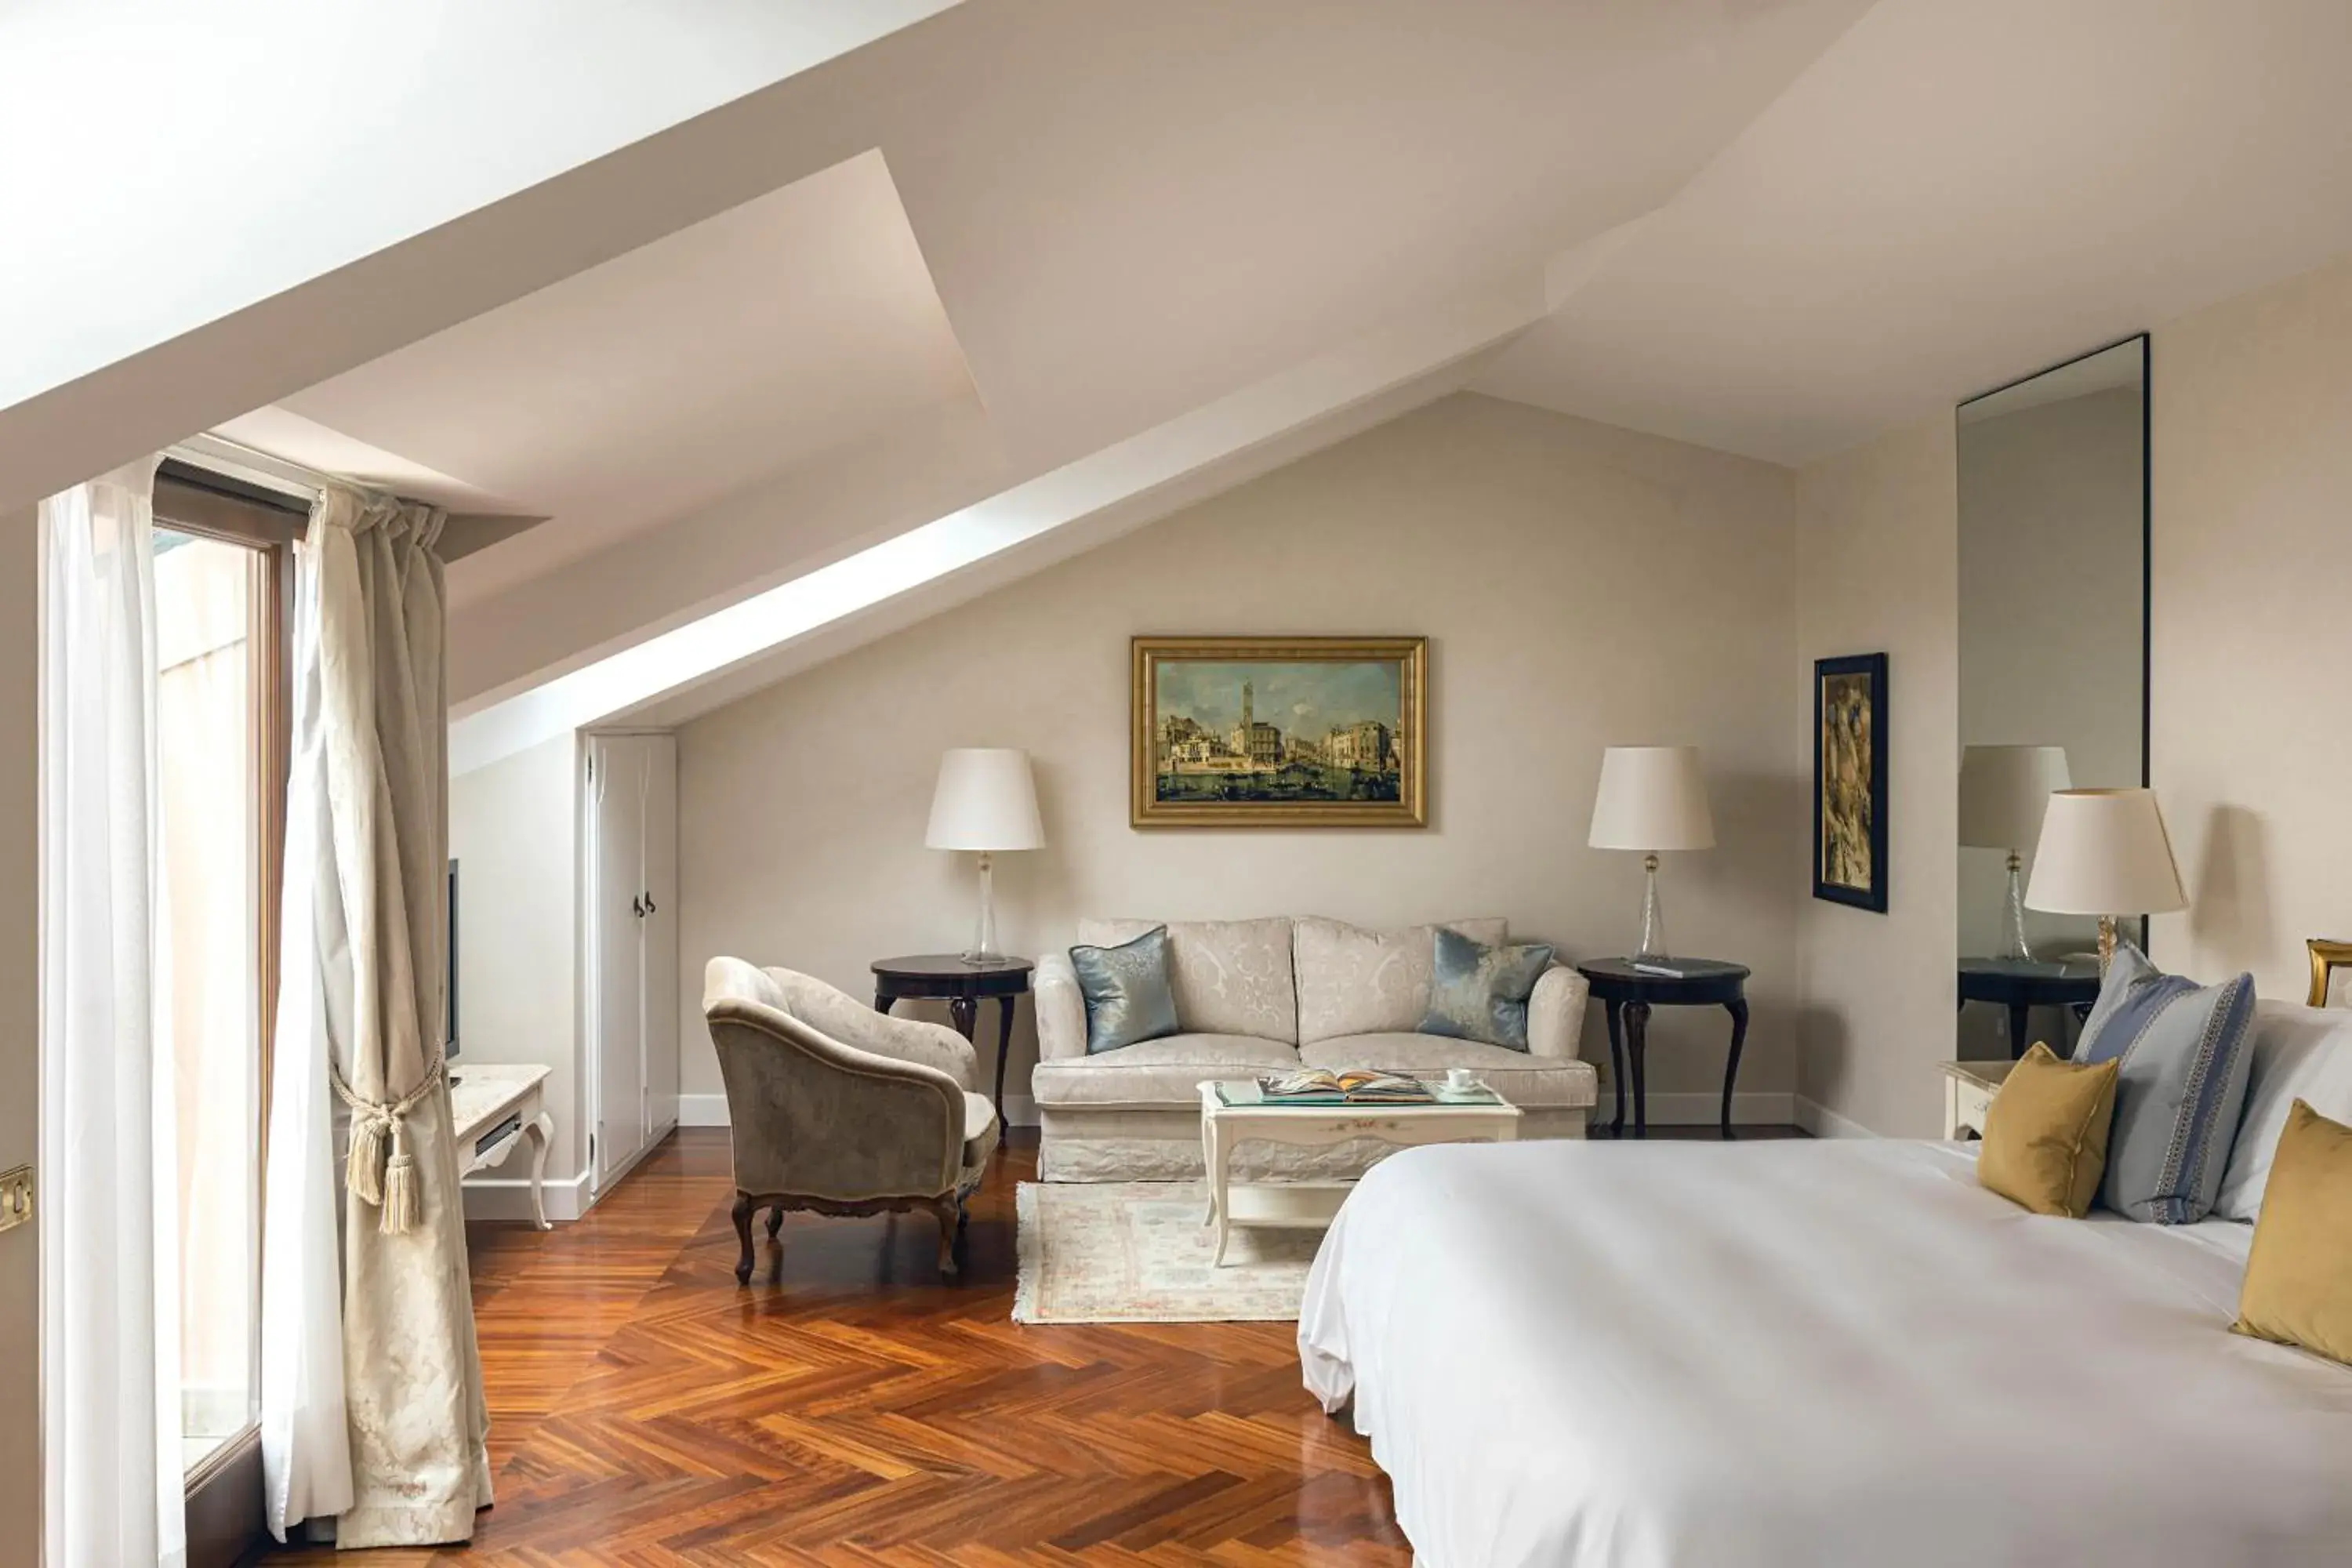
[677,1091,1043,1129]
[678,1093,731,1127]
[1795,1095,1877,1139]
[1592,1090,1795,1127]
[461,1168,591,1224]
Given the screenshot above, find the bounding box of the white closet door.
[590,737,649,1188]
[640,735,680,1138]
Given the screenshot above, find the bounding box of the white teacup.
[1443,1066,1479,1094]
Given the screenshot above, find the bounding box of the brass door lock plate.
[0,1166,31,1235]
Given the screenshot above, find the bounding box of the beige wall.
[1793,413,1959,1138]
[1,504,36,1566]
[2150,252,2352,995]
[448,735,584,1181]
[676,394,1805,1120]
[1791,252,2352,1135]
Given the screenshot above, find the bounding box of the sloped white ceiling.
[0,0,960,420]
[22,0,2352,775]
[202,0,1877,746]
[1474,0,2352,463]
[263,150,982,608]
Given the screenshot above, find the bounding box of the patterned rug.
[1012,1180,1324,1323]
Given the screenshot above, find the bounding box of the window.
[152,466,296,1482]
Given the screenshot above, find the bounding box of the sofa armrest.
[1526,963,1589,1060]
[1035,951,1090,1063]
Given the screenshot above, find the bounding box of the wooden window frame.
[153,462,303,1567]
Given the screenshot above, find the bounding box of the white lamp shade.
[1588,746,1715,852]
[924,748,1044,851]
[1958,744,2071,851]
[2025,788,2187,916]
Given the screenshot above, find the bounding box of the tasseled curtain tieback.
[332,1059,445,1235]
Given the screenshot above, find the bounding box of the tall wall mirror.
[1955,335,2148,1061]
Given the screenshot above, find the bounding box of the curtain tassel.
[346,1113,390,1205]
[332,1060,444,1235]
[380,1151,419,1235]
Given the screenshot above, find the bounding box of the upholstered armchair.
[702,957,1000,1281]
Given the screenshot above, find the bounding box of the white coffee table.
[1196,1079,1520,1265]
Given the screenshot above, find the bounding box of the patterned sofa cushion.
[1030,1033,1302,1109]
[1292,916,1508,1044]
[2074,944,2258,1224]
[1068,924,1181,1053]
[1420,928,1557,1051]
[1077,916,1298,1044]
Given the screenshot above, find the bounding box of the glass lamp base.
[1632,854,1668,963]
[961,851,1000,963]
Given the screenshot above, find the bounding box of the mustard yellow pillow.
[2233,1099,2352,1366]
[1976,1042,2119,1218]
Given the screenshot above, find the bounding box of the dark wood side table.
[872,954,1034,1120]
[1574,958,1751,1140]
[1956,958,2100,1059]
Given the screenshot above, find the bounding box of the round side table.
[1956,957,2100,1058]
[1573,958,1751,1140]
[872,954,1034,1120]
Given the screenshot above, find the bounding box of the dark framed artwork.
[1131,636,1426,827]
[1813,652,1888,912]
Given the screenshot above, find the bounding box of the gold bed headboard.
[2308,938,2352,1007]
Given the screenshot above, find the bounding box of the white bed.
[1299,1137,2352,1568]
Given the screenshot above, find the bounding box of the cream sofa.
[1032,916,1596,1181]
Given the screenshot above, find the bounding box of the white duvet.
[1299,1138,2352,1567]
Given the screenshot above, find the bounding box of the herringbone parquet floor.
[264,1128,1411,1566]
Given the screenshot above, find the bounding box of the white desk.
[451,1063,556,1229]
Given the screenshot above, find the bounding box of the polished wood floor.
[264,1128,1404,1566]
[265,1121,1799,1566]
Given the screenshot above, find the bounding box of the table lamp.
[925,748,1044,963]
[2025,787,2187,971]
[1959,744,2071,960]
[1588,746,1715,963]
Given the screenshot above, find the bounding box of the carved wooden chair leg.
[931,1196,960,1278]
[765,1204,785,1241]
[731,1193,756,1286]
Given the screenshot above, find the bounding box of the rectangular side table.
[1196,1080,1519,1265]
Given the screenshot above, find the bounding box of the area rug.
[1012,1180,1323,1323]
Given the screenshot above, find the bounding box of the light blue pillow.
[1069,925,1180,1054]
[2072,943,2257,1224]
[1419,927,1555,1051]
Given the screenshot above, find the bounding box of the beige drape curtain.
[260,485,489,1546]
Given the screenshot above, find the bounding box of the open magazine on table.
[1247,1068,1436,1105]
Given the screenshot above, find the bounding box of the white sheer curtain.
[260,486,490,1547]
[39,459,187,1568]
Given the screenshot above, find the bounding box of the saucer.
[1432,1081,1491,1102]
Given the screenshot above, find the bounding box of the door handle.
[642,891,657,916]
[631,895,645,918]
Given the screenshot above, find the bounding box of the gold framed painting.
[1131,636,1427,828]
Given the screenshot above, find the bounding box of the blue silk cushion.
[1069,925,1181,1054]
[2073,942,2258,1224]
[1419,927,1556,1051]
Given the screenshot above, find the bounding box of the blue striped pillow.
[2072,944,2257,1224]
